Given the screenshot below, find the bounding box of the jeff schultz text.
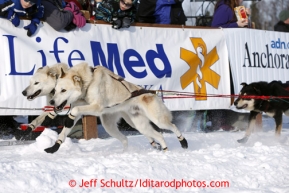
[74,178,230,189]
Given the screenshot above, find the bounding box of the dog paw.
[14,127,32,140]
[179,138,188,149]
[237,136,249,143]
[150,141,162,151]
[44,143,60,154]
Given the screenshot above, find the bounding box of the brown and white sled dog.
[45,62,188,153]
[234,81,289,143]
[22,63,170,152]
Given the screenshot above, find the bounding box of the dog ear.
[48,68,59,78]
[60,68,66,78]
[37,67,44,71]
[37,66,48,73]
[73,75,81,83]
[240,82,248,87]
[48,72,57,77]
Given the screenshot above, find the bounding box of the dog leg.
[274,111,283,136]
[166,124,188,149]
[101,113,128,151]
[28,112,50,128]
[121,112,161,150]
[129,114,168,151]
[15,112,51,140]
[45,104,106,154]
[141,96,188,149]
[237,111,259,143]
[42,112,58,126]
[151,120,188,149]
[44,115,81,153]
[237,136,249,143]
[142,128,167,151]
[149,139,162,151]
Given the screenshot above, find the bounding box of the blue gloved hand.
[32,5,44,19]
[7,9,20,27]
[24,18,40,37]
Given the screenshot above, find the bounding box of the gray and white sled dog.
[44,62,188,153]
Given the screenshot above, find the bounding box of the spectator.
[42,0,86,31]
[211,0,249,28]
[0,0,44,36]
[94,0,137,29]
[136,0,186,25]
[274,10,289,32]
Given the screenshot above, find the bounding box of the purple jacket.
[211,1,238,28]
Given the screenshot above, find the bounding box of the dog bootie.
[237,136,249,144]
[178,135,188,149]
[44,140,62,154]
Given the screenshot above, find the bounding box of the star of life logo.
[180,38,221,100]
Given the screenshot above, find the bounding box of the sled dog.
[45,62,188,153]
[22,63,70,131]
[22,63,162,152]
[234,81,289,143]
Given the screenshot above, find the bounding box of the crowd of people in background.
[1,0,288,35]
[0,0,187,35]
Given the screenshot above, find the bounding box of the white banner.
[0,19,230,115]
[224,28,289,95]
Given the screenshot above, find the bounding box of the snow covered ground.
[1,114,289,193]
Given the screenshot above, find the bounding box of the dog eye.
[34,82,39,85]
[51,89,55,95]
[61,89,66,93]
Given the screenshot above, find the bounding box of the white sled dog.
[22,63,70,130]
[22,63,187,153]
[21,63,155,152]
[45,62,188,153]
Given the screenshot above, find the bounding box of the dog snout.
[50,99,55,105]
[22,90,27,96]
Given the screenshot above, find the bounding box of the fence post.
[82,115,98,140]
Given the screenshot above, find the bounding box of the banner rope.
[0,106,71,112]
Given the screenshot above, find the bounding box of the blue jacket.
[0,0,42,19]
[211,0,238,28]
[154,0,175,24]
[137,0,186,25]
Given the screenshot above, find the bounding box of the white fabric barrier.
[224,28,289,94]
[0,19,231,115]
